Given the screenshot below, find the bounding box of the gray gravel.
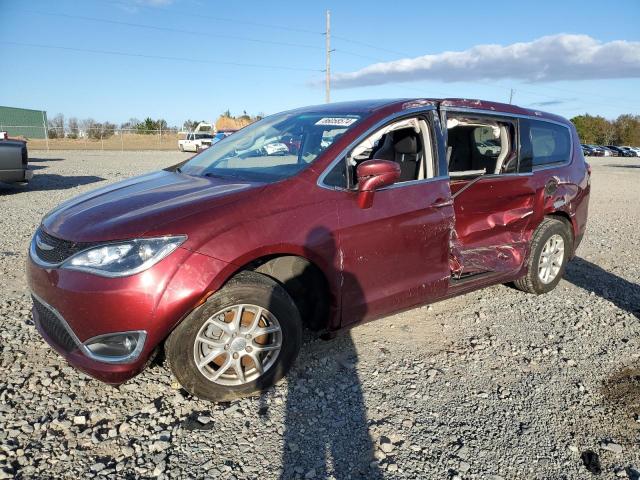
[1,151,639,479]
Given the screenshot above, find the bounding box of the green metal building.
[0,106,48,139]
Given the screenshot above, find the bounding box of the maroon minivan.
[27,98,590,401]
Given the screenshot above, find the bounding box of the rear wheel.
[514,217,572,294]
[165,271,302,402]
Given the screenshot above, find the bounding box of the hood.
[42,170,265,242]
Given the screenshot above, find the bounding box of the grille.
[32,296,78,353]
[34,229,92,264]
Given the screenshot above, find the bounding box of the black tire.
[165,271,302,402]
[514,217,572,295]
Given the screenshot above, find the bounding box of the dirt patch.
[602,366,640,439]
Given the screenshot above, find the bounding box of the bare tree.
[48,114,65,139]
[67,117,79,139]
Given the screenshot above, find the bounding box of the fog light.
[83,331,146,363]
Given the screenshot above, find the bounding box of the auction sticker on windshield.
[315,117,359,127]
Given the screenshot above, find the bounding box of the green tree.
[571,114,611,144]
[614,114,640,145]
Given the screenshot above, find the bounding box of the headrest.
[394,130,418,154]
[304,131,324,153]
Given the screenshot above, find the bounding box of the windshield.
[180,111,363,182]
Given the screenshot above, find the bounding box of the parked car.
[607,145,632,157]
[605,145,627,157]
[211,132,228,145]
[583,144,611,157]
[592,145,610,156]
[0,133,32,184]
[581,144,597,157]
[598,146,616,156]
[27,98,590,401]
[217,128,238,136]
[620,146,639,157]
[178,132,215,152]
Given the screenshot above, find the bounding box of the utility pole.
[42,110,49,151]
[508,88,515,104]
[325,9,331,103]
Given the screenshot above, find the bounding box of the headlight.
[62,236,186,277]
[83,331,146,363]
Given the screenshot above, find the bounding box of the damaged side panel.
[336,178,454,325]
[448,175,536,277]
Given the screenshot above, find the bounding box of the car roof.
[289,98,571,125]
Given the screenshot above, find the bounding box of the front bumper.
[0,167,32,183]
[27,246,233,384]
[31,294,152,383]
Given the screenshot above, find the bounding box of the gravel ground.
[0,151,639,479]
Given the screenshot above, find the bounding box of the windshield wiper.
[203,172,232,179]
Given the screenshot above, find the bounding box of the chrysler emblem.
[35,234,54,251]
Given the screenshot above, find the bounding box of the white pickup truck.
[178,122,215,152]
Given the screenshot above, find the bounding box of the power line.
[22,10,324,51]
[3,41,323,72]
[334,49,387,62]
[332,35,411,57]
[11,5,639,109]
[97,0,324,35]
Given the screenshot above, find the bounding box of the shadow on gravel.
[276,227,382,480]
[0,174,105,194]
[565,257,640,319]
[28,157,65,162]
[605,164,640,169]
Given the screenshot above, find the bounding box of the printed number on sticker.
[315,117,358,127]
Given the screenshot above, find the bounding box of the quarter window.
[529,121,571,166]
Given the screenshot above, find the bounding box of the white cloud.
[331,34,640,89]
[136,0,174,5]
[114,0,174,13]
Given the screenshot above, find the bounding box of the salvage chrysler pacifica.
[27,99,590,401]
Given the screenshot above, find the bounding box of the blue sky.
[1,0,638,127]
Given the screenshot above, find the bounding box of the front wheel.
[514,217,572,294]
[165,271,302,402]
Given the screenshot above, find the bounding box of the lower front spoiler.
[32,304,149,385]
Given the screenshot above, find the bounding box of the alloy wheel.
[193,304,282,386]
[538,234,565,284]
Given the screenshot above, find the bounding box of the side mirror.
[356,159,401,209]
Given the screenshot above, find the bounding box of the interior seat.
[447,127,473,172]
[371,129,422,182]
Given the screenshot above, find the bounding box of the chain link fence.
[0,125,185,151]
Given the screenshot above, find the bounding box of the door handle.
[432,198,453,208]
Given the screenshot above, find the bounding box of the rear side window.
[529,120,571,167]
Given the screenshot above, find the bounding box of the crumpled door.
[449,174,536,277]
